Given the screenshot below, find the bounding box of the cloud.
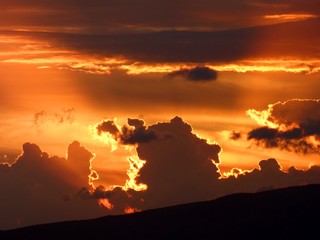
[8,17,320,67]
[247,99,320,154]
[96,118,158,145]
[3,116,320,229]
[96,120,120,136]
[33,108,75,127]
[90,116,320,213]
[229,131,242,140]
[0,141,106,230]
[2,0,320,33]
[134,116,222,208]
[168,67,218,82]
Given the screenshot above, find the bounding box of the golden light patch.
[264,14,318,21]
[89,123,120,152]
[124,156,147,191]
[98,199,113,210]
[124,206,140,214]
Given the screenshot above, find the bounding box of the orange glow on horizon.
[124,206,140,214]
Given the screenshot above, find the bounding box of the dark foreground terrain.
[1,184,320,239]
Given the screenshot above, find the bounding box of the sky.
[0,0,320,230]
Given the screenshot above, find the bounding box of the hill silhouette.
[1,184,320,239]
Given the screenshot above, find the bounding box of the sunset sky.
[1,0,320,230]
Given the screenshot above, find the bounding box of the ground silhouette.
[1,184,320,239]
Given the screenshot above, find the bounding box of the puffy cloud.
[247,99,320,154]
[96,118,157,145]
[90,116,320,214]
[3,116,320,230]
[97,120,120,136]
[82,116,223,212]
[0,141,106,230]
[220,158,320,195]
[168,67,218,82]
[135,116,222,208]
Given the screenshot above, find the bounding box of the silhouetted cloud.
[96,118,157,145]
[2,0,320,33]
[2,17,318,68]
[2,116,320,229]
[168,67,218,82]
[97,120,120,136]
[247,99,320,154]
[134,116,222,208]
[91,116,320,213]
[0,141,105,230]
[229,131,242,140]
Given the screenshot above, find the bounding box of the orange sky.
[0,0,320,230]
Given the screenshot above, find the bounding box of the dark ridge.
[2,184,320,239]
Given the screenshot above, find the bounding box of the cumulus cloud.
[168,67,218,82]
[3,116,320,229]
[247,99,320,154]
[89,116,320,214]
[0,141,106,230]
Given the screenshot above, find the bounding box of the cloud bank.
[0,141,106,230]
[2,115,320,230]
[88,116,320,213]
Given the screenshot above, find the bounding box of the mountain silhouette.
[1,184,320,239]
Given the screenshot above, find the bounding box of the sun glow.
[89,123,120,152]
[246,107,278,129]
[98,199,113,210]
[124,156,147,191]
[222,168,251,179]
[124,206,140,214]
[264,14,318,21]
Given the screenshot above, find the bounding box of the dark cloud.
[97,118,157,145]
[87,116,320,216]
[1,17,318,67]
[168,67,218,82]
[229,131,242,140]
[247,99,320,154]
[2,0,320,32]
[0,141,106,230]
[96,120,120,136]
[3,116,320,229]
[134,116,222,208]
